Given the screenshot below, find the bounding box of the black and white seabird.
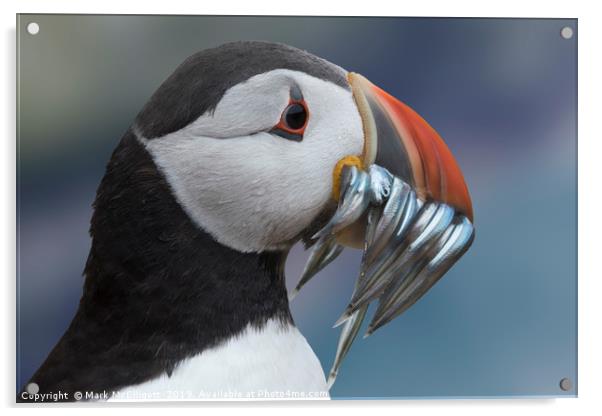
[19,41,474,402]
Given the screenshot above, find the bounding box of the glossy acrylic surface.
[17,15,577,398]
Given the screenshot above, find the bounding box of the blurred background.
[16,15,577,398]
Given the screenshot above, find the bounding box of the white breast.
[109,319,329,401]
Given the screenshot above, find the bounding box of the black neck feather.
[21,130,292,400]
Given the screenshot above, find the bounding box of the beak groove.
[349,73,473,222]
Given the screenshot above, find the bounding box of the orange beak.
[299,74,476,380]
[349,73,473,222]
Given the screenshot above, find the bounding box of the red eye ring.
[271,99,309,141]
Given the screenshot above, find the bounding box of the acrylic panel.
[16,15,577,401]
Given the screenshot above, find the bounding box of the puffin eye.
[270,100,309,141]
[283,103,307,130]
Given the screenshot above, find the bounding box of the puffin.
[19,41,473,402]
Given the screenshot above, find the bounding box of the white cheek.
[140,73,364,253]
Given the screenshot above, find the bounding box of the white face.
[137,69,364,253]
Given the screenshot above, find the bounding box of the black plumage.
[20,41,347,402]
[19,131,291,401]
[135,41,348,139]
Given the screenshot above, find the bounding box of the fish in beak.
[290,73,475,388]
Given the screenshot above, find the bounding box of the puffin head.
[133,41,472,255]
[19,42,474,402]
[124,41,474,384]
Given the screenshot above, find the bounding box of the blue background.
[17,15,577,398]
